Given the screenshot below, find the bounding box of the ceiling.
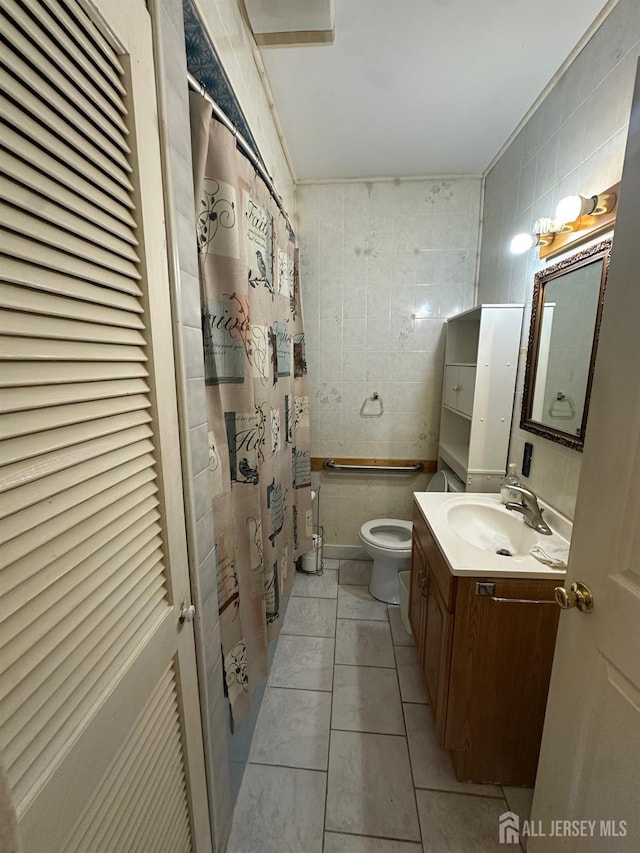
[254,0,614,181]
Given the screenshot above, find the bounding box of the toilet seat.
[360,518,412,550]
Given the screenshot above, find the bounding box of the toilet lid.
[360,518,413,549]
[427,469,465,492]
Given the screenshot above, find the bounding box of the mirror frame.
[521,237,612,451]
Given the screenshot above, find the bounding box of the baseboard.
[323,544,370,561]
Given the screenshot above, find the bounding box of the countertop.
[413,491,571,579]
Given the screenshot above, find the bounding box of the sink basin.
[413,491,572,577]
[444,501,539,557]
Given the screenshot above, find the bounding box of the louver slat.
[1,65,132,180]
[1,9,130,150]
[0,151,137,245]
[0,397,151,441]
[62,669,190,853]
[0,285,143,333]
[0,457,155,557]
[70,688,176,853]
[1,410,152,477]
[0,233,142,294]
[0,518,163,671]
[0,258,142,311]
[1,125,137,228]
[114,730,183,851]
[0,176,139,262]
[20,0,126,100]
[0,205,140,279]
[0,336,146,364]
[1,379,150,414]
[39,0,125,80]
[0,310,145,346]
[2,553,166,735]
[0,438,154,518]
[0,423,154,494]
[65,676,173,852]
[7,578,168,806]
[0,360,148,388]
[1,471,156,574]
[0,96,134,210]
[2,0,127,132]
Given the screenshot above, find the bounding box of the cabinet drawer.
[424,528,456,611]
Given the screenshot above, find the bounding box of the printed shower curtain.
[190,94,312,726]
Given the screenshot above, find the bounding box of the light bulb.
[555,194,594,224]
[510,233,537,255]
[533,217,561,235]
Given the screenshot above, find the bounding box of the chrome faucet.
[505,484,553,535]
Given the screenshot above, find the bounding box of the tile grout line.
[394,603,424,848]
[412,783,509,802]
[267,571,514,849]
[321,560,341,851]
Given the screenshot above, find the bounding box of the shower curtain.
[190,94,312,726]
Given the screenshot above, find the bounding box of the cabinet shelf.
[438,442,469,482]
[442,403,472,422]
[444,362,477,368]
[439,304,523,492]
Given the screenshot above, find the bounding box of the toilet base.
[368,555,411,605]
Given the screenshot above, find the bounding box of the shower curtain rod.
[187,71,294,237]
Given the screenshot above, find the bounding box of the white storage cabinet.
[438,304,524,492]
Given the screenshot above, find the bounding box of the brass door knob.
[554,581,594,613]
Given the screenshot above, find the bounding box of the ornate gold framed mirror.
[521,238,612,451]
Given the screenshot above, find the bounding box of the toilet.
[359,468,465,604]
[425,469,465,494]
[359,518,413,604]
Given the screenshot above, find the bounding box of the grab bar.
[324,460,424,473]
[475,581,556,605]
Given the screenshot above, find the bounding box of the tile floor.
[225,559,533,852]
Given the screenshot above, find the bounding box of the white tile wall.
[298,179,482,545]
[478,0,640,519]
[153,0,302,845]
[151,1,230,847]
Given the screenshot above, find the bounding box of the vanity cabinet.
[410,505,560,786]
[410,510,455,742]
[439,304,523,491]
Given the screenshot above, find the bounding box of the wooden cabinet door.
[446,577,559,785]
[409,530,427,654]
[423,567,455,743]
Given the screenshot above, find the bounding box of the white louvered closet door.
[0,1,211,851]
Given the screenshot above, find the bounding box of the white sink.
[413,491,572,578]
[444,501,538,557]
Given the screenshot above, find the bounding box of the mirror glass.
[521,239,611,451]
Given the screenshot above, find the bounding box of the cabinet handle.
[475,581,556,605]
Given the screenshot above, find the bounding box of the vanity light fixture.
[510,218,560,255]
[509,181,619,260]
[555,191,617,225]
[510,232,545,254]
